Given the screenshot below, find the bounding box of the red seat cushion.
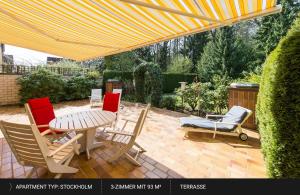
[27,97,61,134]
[102,92,120,113]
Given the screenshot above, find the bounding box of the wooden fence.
[228,86,259,130]
[0,64,92,76]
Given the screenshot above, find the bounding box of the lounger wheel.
[239,133,248,141]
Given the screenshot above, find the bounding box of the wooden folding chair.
[25,97,71,142]
[96,92,121,136]
[0,120,82,178]
[100,105,150,166]
[112,88,124,110]
[89,89,102,107]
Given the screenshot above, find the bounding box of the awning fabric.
[0,0,281,61]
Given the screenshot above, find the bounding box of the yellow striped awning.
[0,0,281,61]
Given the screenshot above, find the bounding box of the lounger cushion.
[180,117,236,132]
[222,106,248,124]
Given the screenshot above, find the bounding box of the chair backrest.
[102,92,120,113]
[0,120,49,168]
[112,88,122,97]
[222,106,252,125]
[137,104,151,136]
[131,109,146,140]
[25,97,55,133]
[113,88,122,108]
[91,89,102,100]
[131,104,150,140]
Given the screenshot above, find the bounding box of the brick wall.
[0,75,21,106]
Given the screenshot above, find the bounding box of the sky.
[4,44,60,65]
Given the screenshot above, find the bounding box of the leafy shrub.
[50,59,80,68]
[160,95,177,110]
[18,69,99,103]
[122,79,135,95]
[122,94,136,102]
[86,70,101,88]
[81,57,104,72]
[197,82,214,113]
[197,76,229,114]
[242,72,261,84]
[45,60,93,76]
[256,16,300,178]
[167,55,193,73]
[162,73,198,93]
[176,82,201,111]
[176,76,229,114]
[104,51,139,71]
[64,75,97,100]
[18,69,65,104]
[209,76,230,114]
[86,70,101,80]
[240,66,262,84]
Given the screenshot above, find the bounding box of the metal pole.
[0,43,3,65]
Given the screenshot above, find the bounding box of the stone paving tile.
[155,163,169,173]
[0,100,266,178]
[142,162,156,172]
[145,171,160,178]
[153,168,168,178]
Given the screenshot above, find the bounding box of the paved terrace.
[0,100,266,178]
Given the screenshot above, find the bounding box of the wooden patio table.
[49,110,116,159]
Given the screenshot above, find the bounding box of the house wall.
[0,75,21,106]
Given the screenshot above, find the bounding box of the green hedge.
[103,70,197,93]
[103,70,133,83]
[256,16,300,178]
[162,73,198,93]
[102,70,133,93]
[133,62,162,106]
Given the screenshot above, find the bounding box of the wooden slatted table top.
[49,110,116,132]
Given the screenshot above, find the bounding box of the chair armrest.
[47,133,83,157]
[215,121,239,126]
[206,114,225,119]
[37,124,50,128]
[121,117,137,123]
[89,96,102,100]
[40,129,56,136]
[119,118,137,131]
[90,95,101,98]
[105,130,133,136]
[212,122,239,132]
